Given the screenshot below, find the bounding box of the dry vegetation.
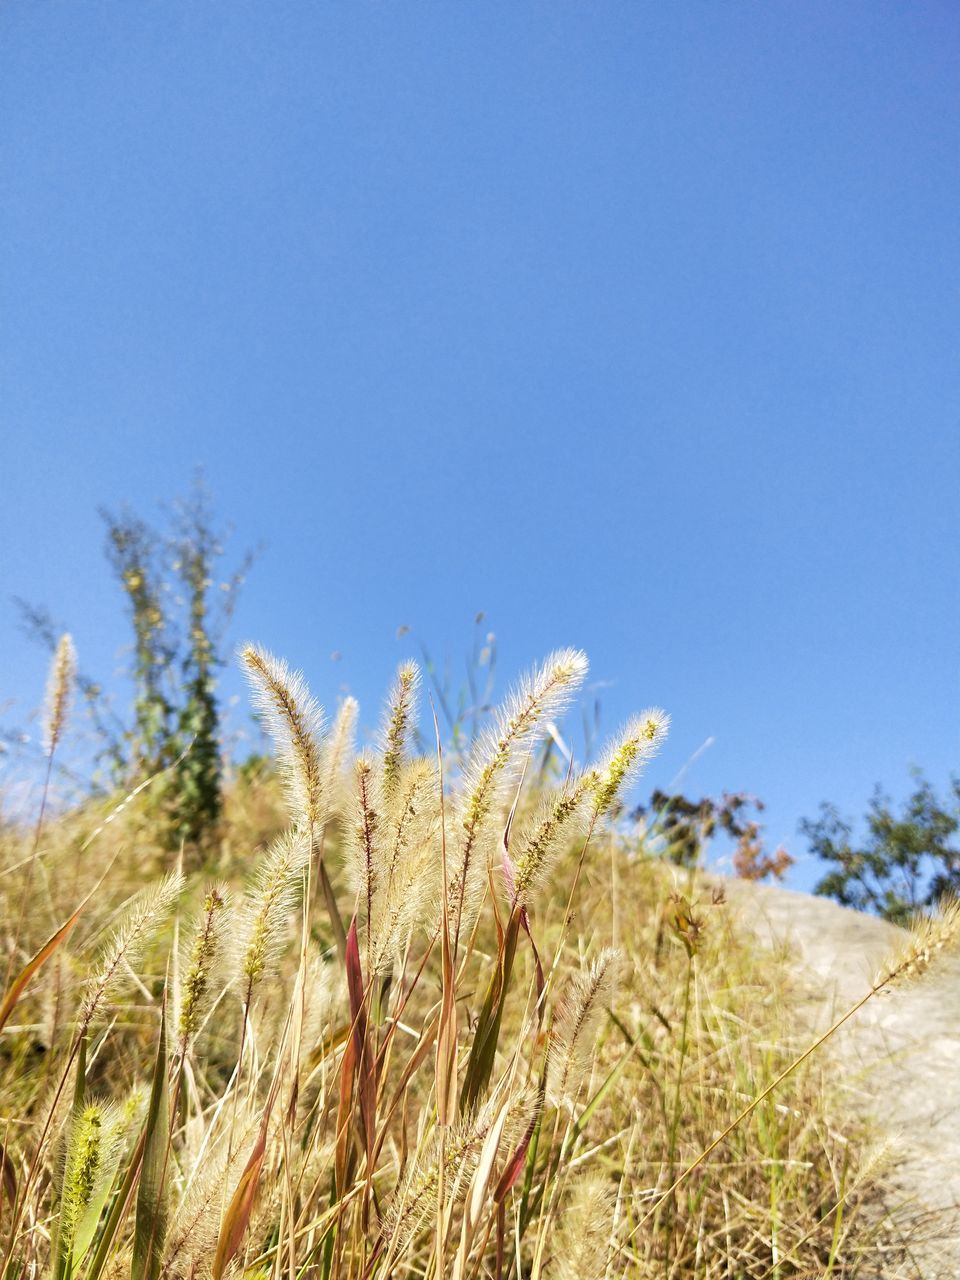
[1,638,954,1278]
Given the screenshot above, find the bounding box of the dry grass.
[1,640,946,1279]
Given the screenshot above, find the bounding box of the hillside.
[730,880,960,1279]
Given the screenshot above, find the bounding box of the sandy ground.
[726,880,960,1280]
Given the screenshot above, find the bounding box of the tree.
[16,476,253,852]
[633,789,793,881]
[803,774,960,925]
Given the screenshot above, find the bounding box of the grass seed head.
[241,644,326,830]
[178,885,228,1049]
[549,1173,617,1280]
[320,694,359,816]
[43,632,77,755]
[548,947,621,1108]
[82,871,184,1029]
[876,894,960,989]
[382,661,420,798]
[235,831,308,989]
[591,710,669,818]
[451,648,589,931]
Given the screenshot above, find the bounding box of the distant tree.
[803,774,960,925]
[15,475,254,852]
[633,789,793,881]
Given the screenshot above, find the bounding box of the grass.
[0,639,951,1278]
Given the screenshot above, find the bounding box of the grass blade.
[132,996,169,1280]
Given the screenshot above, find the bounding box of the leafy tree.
[803,774,960,924]
[633,789,793,880]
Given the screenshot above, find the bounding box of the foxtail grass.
[0,641,941,1279]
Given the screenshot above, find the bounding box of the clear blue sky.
[2,3,958,888]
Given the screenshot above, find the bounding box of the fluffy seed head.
[550,1173,617,1280]
[382,662,420,798]
[877,895,960,989]
[59,1100,122,1261]
[548,948,621,1108]
[82,872,184,1029]
[348,755,439,970]
[43,632,77,755]
[591,710,669,818]
[451,649,589,932]
[241,645,326,829]
[235,832,309,989]
[320,695,359,816]
[510,774,594,907]
[178,886,228,1049]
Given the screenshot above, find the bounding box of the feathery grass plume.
[163,1142,242,1280]
[234,831,309,988]
[510,773,594,907]
[548,1173,617,1280]
[451,649,589,931]
[319,694,359,815]
[82,872,184,1029]
[240,645,326,829]
[350,752,382,902]
[547,948,620,1109]
[875,894,960,989]
[348,752,438,969]
[384,1089,535,1258]
[178,886,228,1051]
[383,757,438,887]
[381,662,420,798]
[58,1101,122,1266]
[346,753,383,967]
[368,760,439,970]
[43,632,77,755]
[590,709,669,818]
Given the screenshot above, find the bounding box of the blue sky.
[2,2,958,888]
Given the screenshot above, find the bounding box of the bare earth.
[726,880,960,1279]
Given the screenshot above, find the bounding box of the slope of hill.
[729,880,960,1279]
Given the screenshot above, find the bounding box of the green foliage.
[98,478,253,850]
[16,476,252,853]
[804,773,960,924]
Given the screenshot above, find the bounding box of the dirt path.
[726,881,960,1279]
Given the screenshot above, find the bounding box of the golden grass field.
[1,639,955,1279]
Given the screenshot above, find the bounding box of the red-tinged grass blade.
[0,905,83,1035]
[335,1031,357,1196]
[132,997,169,1280]
[0,1142,15,1216]
[518,907,545,1013]
[345,919,367,1060]
[494,1111,538,1204]
[213,1079,280,1280]
[345,918,376,1162]
[213,1139,267,1280]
